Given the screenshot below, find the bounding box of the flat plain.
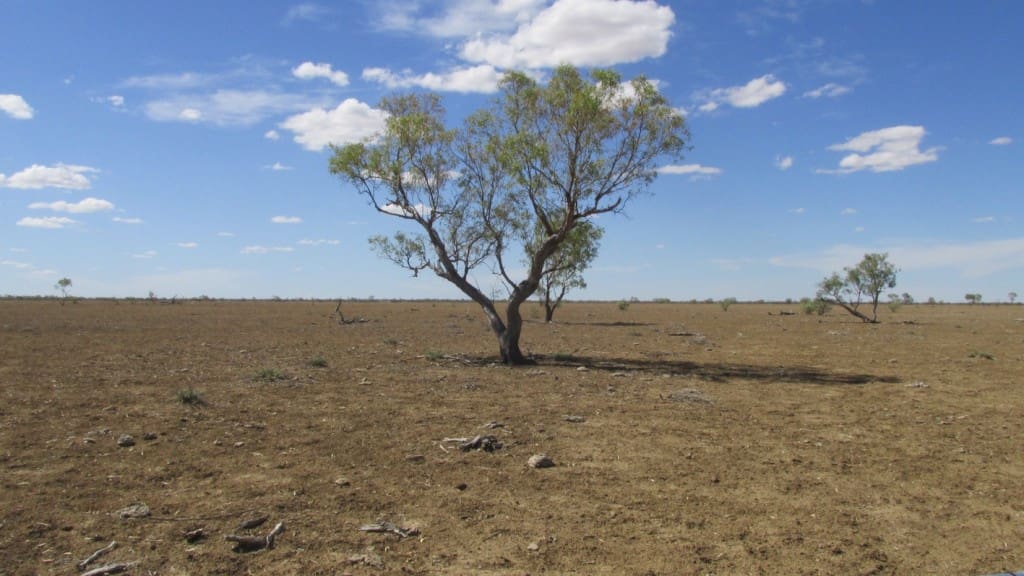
[1,299,1022,575]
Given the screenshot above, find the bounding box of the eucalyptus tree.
[533,218,603,323]
[330,65,689,363]
[816,253,899,323]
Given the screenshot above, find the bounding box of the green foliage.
[617,300,631,311]
[887,293,902,312]
[965,293,982,304]
[968,350,994,360]
[816,253,899,323]
[308,356,328,368]
[534,218,603,321]
[425,350,443,361]
[651,297,672,303]
[55,277,72,300]
[1009,292,1018,304]
[329,65,689,364]
[720,297,738,311]
[176,388,204,406]
[255,368,286,382]
[800,297,831,315]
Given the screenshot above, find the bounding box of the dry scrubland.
[1,299,1022,575]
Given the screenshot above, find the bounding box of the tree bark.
[499,297,530,364]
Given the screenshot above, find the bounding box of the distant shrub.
[617,300,630,311]
[887,293,902,312]
[720,297,737,311]
[800,297,830,316]
[177,388,204,406]
[308,356,328,368]
[651,297,672,303]
[425,350,443,361]
[255,368,287,382]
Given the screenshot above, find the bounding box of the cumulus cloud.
[802,83,850,99]
[702,75,786,110]
[108,95,125,107]
[292,61,350,86]
[16,216,77,229]
[264,129,280,140]
[113,216,144,224]
[775,155,793,170]
[363,65,504,93]
[460,0,675,68]
[0,94,34,119]
[280,98,388,151]
[0,163,99,190]
[271,215,302,224]
[658,164,723,177]
[28,197,115,213]
[821,125,939,174]
[989,136,1012,146]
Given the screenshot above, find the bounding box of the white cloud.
[16,216,77,229]
[381,202,431,217]
[280,98,388,151]
[802,83,850,99]
[284,3,329,24]
[297,238,340,246]
[241,245,295,254]
[145,90,323,126]
[0,94,34,119]
[363,65,504,94]
[821,125,939,174]
[216,231,235,237]
[771,238,1024,278]
[702,75,786,110]
[122,72,210,90]
[108,95,125,107]
[789,207,805,214]
[271,215,302,224]
[265,130,280,140]
[0,163,99,190]
[132,250,158,259]
[989,136,1012,146]
[292,61,349,86]
[775,155,793,170]
[113,216,143,224]
[972,216,995,224]
[378,0,547,37]
[265,162,293,171]
[28,197,115,213]
[1,259,32,269]
[176,242,199,248]
[658,163,723,177]
[840,208,857,215]
[460,0,675,68]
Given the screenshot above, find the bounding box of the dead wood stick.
[225,521,285,553]
[78,541,117,571]
[81,563,135,576]
[358,521,419,538]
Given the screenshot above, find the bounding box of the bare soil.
[1,299,1022,575]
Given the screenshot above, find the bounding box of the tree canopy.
[330,65,689,363]
[817,252,899,323]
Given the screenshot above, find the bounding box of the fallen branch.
[358,521,419,538]
[441,435,502,452]
[225,521,285,553]
[78,541,116,571]
[81,563,135,576]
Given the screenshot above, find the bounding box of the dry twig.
[358,521,420,538]
[225,521,285,553]
[78,541,117,571]
[81,563,135,576]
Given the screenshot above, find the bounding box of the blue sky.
[2,0,1021,302]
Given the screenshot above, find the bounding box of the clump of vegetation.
[55,277,72,305]
[383,337,400,346]
[887,293,903,312]
[965,293,983,305]
[720,297,737,311]
[816,252,899,323]
[968,350,994,360]
[617,300,631,312]
[425,350,444,361]
[176,388,204,406]
[308,356,328,368]
[255,368,287,382]
[651,297,672,303]
[800,297,831,316]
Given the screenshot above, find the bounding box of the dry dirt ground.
[1,299,1022,575]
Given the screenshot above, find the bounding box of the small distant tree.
[1009,291,1018,304]
[55,277,72,303]
[800,297,831,315]
[720,297,737,311]
[901,292,914,305]
[534,218,603,322]
[816,253,899,323]
[965,293,982,305]
[887,293,902,312]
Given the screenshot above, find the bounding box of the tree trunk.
[498,297,531,364]
[544,304,555,323]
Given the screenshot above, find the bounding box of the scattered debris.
[116,434,135,448]
[481,421,504,429]
[334,477,351,487]
[665,388,713,405]
[225,521,284,553]
[142,432,158,441]
[237,515,268,530]
[455,482,468,491]
[77,541,116,571]
[117,503,150,519]
[576,366,589,372]
[528,454,555,469]
[358,521,420,538]
[183,528,206,543]
[333,301,368,325]
[562,415,586,423]
[906,381,929,388]
[405,454,426,463]
[348,550,384,568]
[527,541,540,552]
[81,563,136,576]
[442,435,503,452]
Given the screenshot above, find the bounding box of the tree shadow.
[530,354,899,386]
[528,320,656,327]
